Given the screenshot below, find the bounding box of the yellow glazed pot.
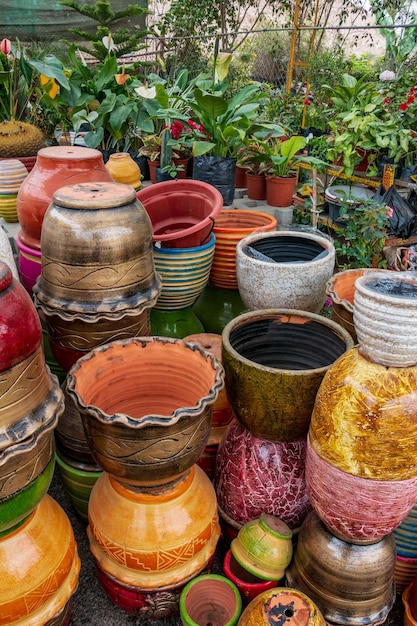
[237,587,325,625]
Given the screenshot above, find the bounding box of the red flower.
[408,95,415,104]
[411,87,416,93]
[0,38,11,55]
[170,120,184,140]
[400,102,409,111]
[383,97,390,104]
[303,99,310,106]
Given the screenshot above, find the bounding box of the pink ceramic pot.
[215,418,311,530]
[16,235,42,293]
[223,549,280,606]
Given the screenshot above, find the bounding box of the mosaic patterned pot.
[237,587,326,626]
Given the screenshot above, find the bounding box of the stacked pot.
[0,261,80,624]
[287,271,417,625]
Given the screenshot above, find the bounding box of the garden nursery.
[3,1,417,625]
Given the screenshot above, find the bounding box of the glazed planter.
[286,511,396,626]
[246,172,266,201]
[0,494,80,624]
[105,151,142,190]
[0,227,18,281]
[353,271,417,367]
[66,336,225,487]
[266,174,296,207]
[309,346,417,481]
[180,573,242,626]
[16,235,42,294]
[306,439,417,544]
[404,583,417,626]
[236,230,335,313]
[222,310,354,441]
[230,514,293,581]
[223,550,279,607]
[137,179,223,248]
[394,501,417,560]
[88,466,220,593]
[153,233,216,310]
[192,283,247,335]
[0,159,28,222]
[394,555,417,593]
[150,307,204,339]
[16,145,113,251]
[55,452,102,523]
[237,587,326,626]
[215,418,311,530]
[210,209,277,290]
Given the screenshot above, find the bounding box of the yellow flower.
[40,74,59,99]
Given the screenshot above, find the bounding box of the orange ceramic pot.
[237,587,326,625]
[105,151,142,189]
[210,209,277,290]
[0,494,80,624]
[16,146,113,250]
[66,336,225,487]
[87,466,220,590]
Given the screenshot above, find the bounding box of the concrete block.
[232,197,294,228]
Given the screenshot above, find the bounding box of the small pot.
[180,574,242,626]
[237,587,326,625]
[223,550,279,606]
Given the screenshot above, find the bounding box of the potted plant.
[236,136,270,200]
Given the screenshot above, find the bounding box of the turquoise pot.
[192,283,247,335]
[150,307,204,339]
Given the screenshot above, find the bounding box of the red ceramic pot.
[266,175,296,207]
[223,549,280,606]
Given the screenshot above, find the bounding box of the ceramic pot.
[215,419,311,531]
[192,283,247,334]
[150,307,204,338]
[306,438,417,544]
[394,501,417,559]
[16,235,42,293]
[404,583,417,626]
[221,310,354,441]
[246,173,266,201]
[55,452,102,523]
[0,227,18,281]
[237,587,326,626]
[210,209,277,290]
[236,230,335,314]
[180,573,242,626]
[66,336,225,487]
[231,514,293,581]
[286,511,396,626]
[353,271,417,367]
[223,550,280,607]
[395,556,417,593]
[153,233,216,310]
[0,159,28,222]
[88,466,220,591]
[266,174,296,207]
[0,494,80,624]
[105,151,142,189]
[136,179,223,248]
[309,346,417,481]
[16,146,113,251]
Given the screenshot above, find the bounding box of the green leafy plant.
[259,135,326,178]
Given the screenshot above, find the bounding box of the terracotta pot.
[235,165,247,188]
[105,151,142,190]
[153,233,216,310]
[266,174,296,207]
[215,418,311,531]
[88,466,220,590]
[306,438,417,544]
[148,159,159,184]
[137,179,223,248]
[231,514,293,581]
[66,336,225,487]
[16,146,113,250]
[150,307,204,339]
[174,157,190,179]
[353,271,417,367]
[286,511,396,625]
[0,494,80,623]
[210,209,277,290]
[309,346,417,481]
[223,550,279,607]
[237,587,326,625]
[180,573,242,626]
[221,310,354,441]
[0,159,28,222]
[236,230,335,314]
[246,172,266,201]
[192,283,247,334]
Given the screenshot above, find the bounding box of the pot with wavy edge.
[66,336,225,487]
[222,309,354,441]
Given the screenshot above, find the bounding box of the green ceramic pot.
[192,283,247,335]
[150,307,204,339]
[55,452,102,522]
[180,574,242,626]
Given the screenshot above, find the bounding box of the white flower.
[135,83,157,99]
[379,70,396,81]
[102,35,115,51]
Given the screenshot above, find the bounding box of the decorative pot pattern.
[215,419,311,530]
[236,230,335,314]
[221,310,354,441]
[237,587,326,626]
[0,159,28,222]
[16,235,42,293]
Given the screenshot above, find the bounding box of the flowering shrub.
[167,119,205,157]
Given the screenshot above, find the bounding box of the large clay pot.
[88,466,220,607]
[266,174,296,207]
[286,511,396,625]
[0,158,28,222]
[180,573,242,626]
[210,209,277,290]
[105,151,142,189]
[215,419,311,531]
[66,336,225,487]
[236,230,335,314]
[353,270,417,367]
[0,494,80,624]
[16,146,113,250]
[237,587,326,626]
[222,310,354,441]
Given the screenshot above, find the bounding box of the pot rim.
[180,573,242,626]
[355,270,417,305]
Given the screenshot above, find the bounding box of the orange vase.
[105,152,142,189]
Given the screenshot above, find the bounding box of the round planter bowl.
[306,438,417,544]
[286,511,396,626]
[180,574,242,626]
[223,549,280,607]
[215,418,311,531]
[136,179,223,248]
[353,271,417,367]
[66,336,225,487]
[237,587,326,626]
[221,310,354,441]
[236,230,335,313]
[209,209,277,290]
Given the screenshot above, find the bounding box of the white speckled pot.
[236,230,335,313]
[353,270,417,367]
